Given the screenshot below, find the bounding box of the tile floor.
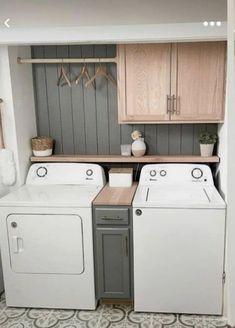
[0,293,228,328]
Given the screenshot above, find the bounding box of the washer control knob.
[86,169,93,176]
[191,168,203,179]
[11,222,17,228]
[36,166,47,178]
[135,209,142,216]
[160,170,167,177]
[150,170,157,177]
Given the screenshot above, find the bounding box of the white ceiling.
[0,0,227,28]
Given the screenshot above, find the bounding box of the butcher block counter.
[93,182,138,206]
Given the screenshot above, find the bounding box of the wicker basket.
[31,136,53,156]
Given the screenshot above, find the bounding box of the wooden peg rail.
[17,57,117,64]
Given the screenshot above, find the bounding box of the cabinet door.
[171,42,226,122]
[117,44,171,123]
[96,227,130,298]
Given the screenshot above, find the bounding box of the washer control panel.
[26,163,105,186]
[139,164,213,186]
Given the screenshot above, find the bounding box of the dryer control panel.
[26,163,106,186]
[139,164,214,186]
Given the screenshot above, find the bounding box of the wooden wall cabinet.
[117,42,226,124]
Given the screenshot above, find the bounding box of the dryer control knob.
[135,209,142,216]
[150,170,157,177]
[160,170,167,177]
[86,169,93,176]
[36,166,47,178]
[191,168,203,179]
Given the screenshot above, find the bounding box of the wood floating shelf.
[31,155,220,163]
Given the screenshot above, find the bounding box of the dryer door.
[7,214,84,274]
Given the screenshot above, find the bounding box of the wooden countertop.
[93,182,138,206]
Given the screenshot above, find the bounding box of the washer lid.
[133,186,226,209]
[0,184,102,207]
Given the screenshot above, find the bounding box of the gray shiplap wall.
[32,45,217,155]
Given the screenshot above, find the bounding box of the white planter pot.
[132,138,146,157]
[200,144,214,157]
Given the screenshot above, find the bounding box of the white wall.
[224,0,235,325]
[0,46,37,186]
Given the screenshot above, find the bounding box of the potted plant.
[198,131,218,157]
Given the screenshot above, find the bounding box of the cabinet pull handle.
[101,217,124,221]
[166,95,172,114]
[122,236,129,257]
[172,95,178,114]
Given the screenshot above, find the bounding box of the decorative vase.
[132,138,146,157]
[200,144,214,157]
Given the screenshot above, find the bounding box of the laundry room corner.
[0,45,37,189]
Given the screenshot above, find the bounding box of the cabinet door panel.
[118,44,171,123]
[96,228,130,298]
[171,42,226,122]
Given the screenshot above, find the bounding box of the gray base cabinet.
[93,207,132,299]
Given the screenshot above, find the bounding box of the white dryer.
[0,163,105,309]
[133,164,226,315]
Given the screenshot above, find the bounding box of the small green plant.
[198,131,218,144]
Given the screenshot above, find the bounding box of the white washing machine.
[0,163,105,309]
[133,164,226,315]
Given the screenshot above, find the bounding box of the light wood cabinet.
[117,42,226,124]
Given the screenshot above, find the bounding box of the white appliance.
[133,164,226,315]
[0,163,105,309]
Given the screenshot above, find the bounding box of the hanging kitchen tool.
[0,99,16,186]
[85,61,117,87]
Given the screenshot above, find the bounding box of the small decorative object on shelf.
[198,131,218,157]
[131,130,146,157]
[31,136,54,157]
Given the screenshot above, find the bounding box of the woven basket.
[31,136,53,151]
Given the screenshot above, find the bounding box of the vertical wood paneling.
[69,45,86,154]
[107,46,121,155]
[44,46,63,153]
[81,46,98,155]
[56,45,74,154]
[95,45,109,155]
[169,125,181,155]
[32,46,49,137]
[32,45,218,156]
[145,125,157,154]
[181,124,194,155]
[157,125,169,155]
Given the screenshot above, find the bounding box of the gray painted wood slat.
[145,125,157,155]
[81,45,98,155]
[69,45,86,154]
[169,124,181,155]
[181,124,194,155]
[157,125,169,155]
[107,45,120,155]
[32,46,50,137]
[44,46,63,154]
[94,45,109,155]
[56,45,74,154]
